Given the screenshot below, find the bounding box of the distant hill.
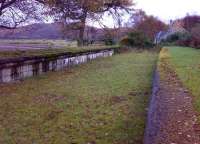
[0,23,76,40]
[0,23,104,40]
[0,22,130,41]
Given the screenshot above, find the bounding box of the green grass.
[0,51,158,144]
[0,45,119,59]
[164,46,200,111]
[0,39,78,47]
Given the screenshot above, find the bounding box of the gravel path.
[144,61,200,144]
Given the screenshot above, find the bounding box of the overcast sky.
[136,0,200,22]
[92,0,200,28]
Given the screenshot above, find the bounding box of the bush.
[161,32,196,48]
[164,32,191,43]
[162,29,200,49]
[104,37,115,45]
[119,36,132,46]
[120,31,154,48]
[172,26,200,49]
[190,25,200,49]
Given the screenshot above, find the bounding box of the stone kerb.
[0,48,114,83]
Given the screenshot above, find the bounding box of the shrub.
[119,36,132,46]
[173,25,200,49]
[190,25,200,49]
[161,32,195,48]
[165,32,191,43]
[120,31,154,48]
[104,37,116,45]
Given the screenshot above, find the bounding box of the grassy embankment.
[0,45,119,59]
[0,39,119,59]
[160,46,200,112]
[0,39,78,49]
[0,50,157,144]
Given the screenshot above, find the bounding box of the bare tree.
[0,0,44,29]
[43,0,134,46]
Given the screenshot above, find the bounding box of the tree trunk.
[78,15,87,46]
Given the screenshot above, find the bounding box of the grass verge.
[0,45,119,59]
[162,46,200,111]
[0,39,77,46]
[0,51,158,144]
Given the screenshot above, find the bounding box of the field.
[0,50,158,144]
[0,39,118,59]
[162,46,200,111]
[0,39,78,48]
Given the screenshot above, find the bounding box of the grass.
[0,39,78,47]
[0,51,158,144]
[0,45,119,59]
[162,46,200,111]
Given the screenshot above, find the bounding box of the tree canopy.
[128,10,167,41]
[183,15,200,32]
[43,0,134,45]
[0,0,44,29]
[0,0,134,45]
